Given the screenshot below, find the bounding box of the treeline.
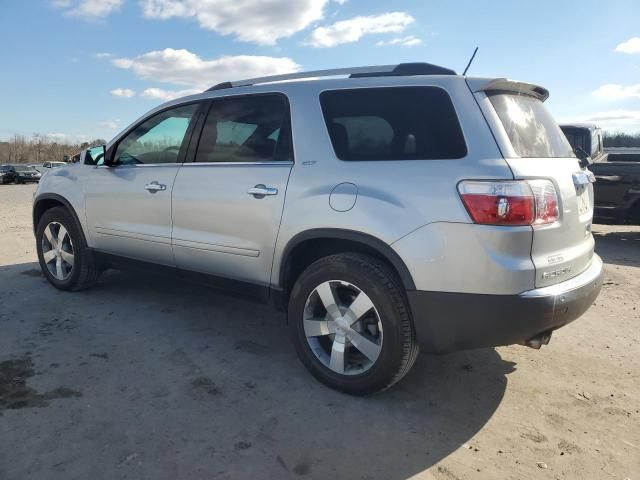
[603,132,640,148]
[1,130,639,165]
[0,134,106,165]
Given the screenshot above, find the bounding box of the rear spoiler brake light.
[470,78,549,102]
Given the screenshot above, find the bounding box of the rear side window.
[196,94,293,163]
[320,87,467,161]
[489,94,574,158]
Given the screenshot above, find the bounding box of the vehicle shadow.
[593,229,640,267]
[1,262,514,480]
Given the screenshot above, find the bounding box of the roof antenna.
[462,47,479,76]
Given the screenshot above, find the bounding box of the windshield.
[489,93,574,158]
[16,166,36,172]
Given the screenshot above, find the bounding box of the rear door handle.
[248,184,278,198]
[144,181,166,193]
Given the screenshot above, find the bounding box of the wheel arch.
[278,229,416,295]
[33,193,83,237]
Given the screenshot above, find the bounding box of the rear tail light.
[458,180,559,226]
[528,180,560,224]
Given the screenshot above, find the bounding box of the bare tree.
[0,134,107,164]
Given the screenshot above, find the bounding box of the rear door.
[84,103,199,265]
[171,93,293,288]
[473,82,595,288]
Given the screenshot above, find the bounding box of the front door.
[171,93,293,287]
[84,103,199,265]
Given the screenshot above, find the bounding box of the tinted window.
[561,127,589,153]
[490,94,574,158]
[114,104,198,165]
[196,94,292,163]
[320,87,466,161]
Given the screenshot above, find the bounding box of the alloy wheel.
[41,222,74,280]
[303,280,383,375]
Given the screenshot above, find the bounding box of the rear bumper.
[407,255,604,353]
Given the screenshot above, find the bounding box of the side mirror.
[85,145,106,166]
[574,147,591,169]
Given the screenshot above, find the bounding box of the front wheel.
[36,206,99,290]
[289,253,418,395]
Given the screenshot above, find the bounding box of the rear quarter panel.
[271,76,515,289]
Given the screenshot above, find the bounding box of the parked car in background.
[14,165,42,183]
[590,161,640,224]
[0,165,18,184]
[43,161,67,169]
[560,123,607,163]
[33,63,603,395]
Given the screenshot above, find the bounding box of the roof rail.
[206,62,456,92]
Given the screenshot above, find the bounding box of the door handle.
[248,184,278,198]
[144,181,166,193]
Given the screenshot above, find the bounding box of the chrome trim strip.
[96,161,293,168]
[520,255,603,298]
[182,161,294,167]
[95,164,182,169]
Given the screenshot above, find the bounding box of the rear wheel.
[36,206,99,290]
[289,253,418,395]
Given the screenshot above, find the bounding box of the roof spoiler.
[471,78,549,101]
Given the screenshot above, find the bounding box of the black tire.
[36,206,99,291]
[289,253,419,395]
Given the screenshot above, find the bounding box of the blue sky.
[1,0,639,143]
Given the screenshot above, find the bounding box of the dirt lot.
[0,183,638,480]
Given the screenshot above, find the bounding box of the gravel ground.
[0,183,638,480]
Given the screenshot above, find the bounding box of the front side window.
[113,104,198,165]
[490,93,574,158]
[320,87,467,161]
[196,94,292,163]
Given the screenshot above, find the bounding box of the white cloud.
[376,35,422,47]
[592,83,640,100]
[141,87,201,101]
[110,88,136,98]
[99,120,120,129]
[53,0,123,19]
[112,48,300,89]
[46,133,68,140]
[564,110,640,133]
[615,37,640,54]
[94,52,114,58]
[140,0,328,45]
[306,12,414,48]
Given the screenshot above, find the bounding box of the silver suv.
[33,63,604,395]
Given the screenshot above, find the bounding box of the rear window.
[489,93,574,158]
[320,87,467,161]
